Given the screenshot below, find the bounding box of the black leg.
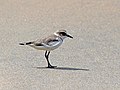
[45,51,51,66]
[45,51,57,68]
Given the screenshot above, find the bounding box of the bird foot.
[47,65,57,68]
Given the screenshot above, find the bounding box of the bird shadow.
[33,66,89,71]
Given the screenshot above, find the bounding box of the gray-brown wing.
[34,35,59,46]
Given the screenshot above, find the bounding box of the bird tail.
[19,42,33,45]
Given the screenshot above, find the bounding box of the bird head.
[54,30,73,39]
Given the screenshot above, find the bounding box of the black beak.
[66,34,73,38]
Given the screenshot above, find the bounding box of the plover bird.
[19,30,73,68]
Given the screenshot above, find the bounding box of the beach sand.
[0,0,120,90]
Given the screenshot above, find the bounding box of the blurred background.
[0,0,120,90]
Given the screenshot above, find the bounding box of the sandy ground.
[0,0,120,90]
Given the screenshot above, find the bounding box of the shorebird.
[19,30,73,68]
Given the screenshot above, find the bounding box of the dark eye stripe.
[60,32,66,35]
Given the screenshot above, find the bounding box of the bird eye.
[60,32,66,36]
